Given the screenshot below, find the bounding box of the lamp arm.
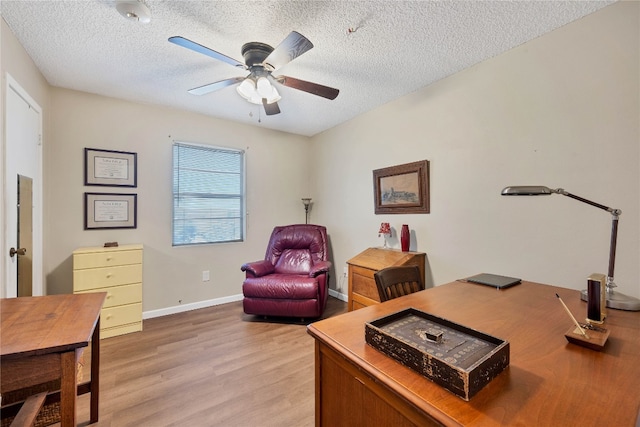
[554,188,622,288]
[553,188,621,216]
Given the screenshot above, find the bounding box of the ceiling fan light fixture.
[116,0,151,24]
[236,78,256,101]
[237,77,280,105]
[266,86,281,104]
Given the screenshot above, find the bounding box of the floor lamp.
[302,198,312,224]
[501,185,640,311]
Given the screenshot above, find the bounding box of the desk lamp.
[501,185,640,311]
[378,222,391,248]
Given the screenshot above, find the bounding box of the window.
[173,142,245,245]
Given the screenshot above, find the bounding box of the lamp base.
[580,289,640,311]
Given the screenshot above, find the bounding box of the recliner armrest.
[241,260,275,277]
[309,260,332,277]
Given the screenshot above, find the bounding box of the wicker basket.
[0,351,84,427]
[1,381,61,427]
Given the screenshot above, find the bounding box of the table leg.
[90,317,101,423]
[59,351,77,427]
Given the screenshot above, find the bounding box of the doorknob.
[9,247,27,258]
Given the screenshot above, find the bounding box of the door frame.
[3,74,44,297]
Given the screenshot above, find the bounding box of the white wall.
[45,88,310,312]
[312,1,640,300]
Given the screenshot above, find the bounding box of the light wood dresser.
[347,247,425,311]
[73,244,143,338]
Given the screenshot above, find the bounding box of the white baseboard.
[143,294,244,319]
[143,290,347,320]
[329,288,348,302]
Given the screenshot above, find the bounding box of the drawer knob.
[106,273,113,278]
[106,256,113,261]
[106,293,112,299]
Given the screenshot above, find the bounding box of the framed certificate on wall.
[85,148,137,187]
[84,193,137,229]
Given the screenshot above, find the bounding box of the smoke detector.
[116,0,151,23]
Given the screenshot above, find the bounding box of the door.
[16,175,33,296]
[4,75,43,298]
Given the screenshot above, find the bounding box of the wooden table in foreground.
[1,293,106,426]
[307,280,640,426]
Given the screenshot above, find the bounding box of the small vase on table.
[400,224,410,252]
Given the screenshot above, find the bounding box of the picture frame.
[373,160,430,214]
[84,148,137,187]
[84,192,137,229]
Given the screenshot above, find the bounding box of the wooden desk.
[308,280,640,426]
[1,293,106,426]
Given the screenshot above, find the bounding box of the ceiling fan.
[168,31,339,116]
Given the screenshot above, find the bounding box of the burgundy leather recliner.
[241,224,332,318]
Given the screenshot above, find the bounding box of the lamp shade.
[378,222,391,236]
[256,77,272,98]
[237,79,257,101]
[501,186,553,196]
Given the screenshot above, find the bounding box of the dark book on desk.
[465,273,521,289]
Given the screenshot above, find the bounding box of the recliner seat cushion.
[243,275,319,299]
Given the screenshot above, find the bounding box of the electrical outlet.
[202,270,210,282]
[343,266,348,277]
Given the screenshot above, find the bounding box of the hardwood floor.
[71,297,347,427]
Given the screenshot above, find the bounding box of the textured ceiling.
[1,0,615,136]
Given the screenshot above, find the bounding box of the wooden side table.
[1,293,105,426]
[347,247,425,310]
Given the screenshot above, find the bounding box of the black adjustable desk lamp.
[501,185,639,311]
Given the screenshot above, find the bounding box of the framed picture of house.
[84,192,137,229]
[373,160,430,214]
[85,148,137,187]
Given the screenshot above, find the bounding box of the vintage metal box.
[365,308,509,400]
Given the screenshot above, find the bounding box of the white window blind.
[173,142,244,245]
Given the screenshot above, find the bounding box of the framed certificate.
[85,148,137,187]
[84,193,137,229]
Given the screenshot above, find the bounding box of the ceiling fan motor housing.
[241,42,274,67]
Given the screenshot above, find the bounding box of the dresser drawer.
[352,272,379,301]
[75,283,141,308]
[73,249,142,270]
[101,322,143,339]
[102,303,142,329]
[74,264,142,291]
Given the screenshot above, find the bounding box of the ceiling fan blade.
[276,76,339,100]
[263,31,313,70]
[188,77,245,96]
[169,36,245,69]
[263,99,281,116]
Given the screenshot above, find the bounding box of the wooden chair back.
[374,265,424,302]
